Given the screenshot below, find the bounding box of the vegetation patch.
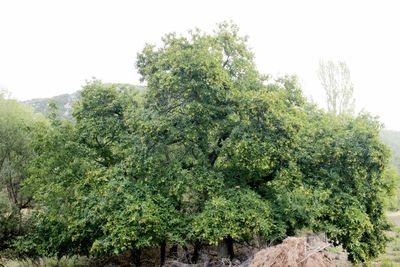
[1,23,399,266]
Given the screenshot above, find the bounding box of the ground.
[373,211,400,267]
[1,212,400,266]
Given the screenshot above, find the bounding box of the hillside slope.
[381,129,400,171]
[24,83,143,119]
[25,91,80,120]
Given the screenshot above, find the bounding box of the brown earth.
[249,237,334,267]
[388,211,400,227]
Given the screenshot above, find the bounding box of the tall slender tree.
[318,60,355,115]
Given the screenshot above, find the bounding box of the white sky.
[1,0,399,130]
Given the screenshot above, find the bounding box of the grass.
[373,215,400,267]
[0,256,90,267]
[381,258,400,267]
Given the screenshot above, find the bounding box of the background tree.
[0,94,45,249]
[318,60,355,115]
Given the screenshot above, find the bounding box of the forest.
[0,23,399,266]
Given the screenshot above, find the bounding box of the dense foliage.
[0,23,396,264]
[0,95,45,250]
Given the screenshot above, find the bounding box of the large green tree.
[19,23,395,265]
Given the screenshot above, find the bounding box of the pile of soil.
[249,237,334,267]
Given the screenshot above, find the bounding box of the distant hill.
[24,83,144,120]
[380,129,400,172]
[25,91,80,120]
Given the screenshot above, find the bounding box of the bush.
[0,192,19,250]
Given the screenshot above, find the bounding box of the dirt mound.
[249,237,334,267]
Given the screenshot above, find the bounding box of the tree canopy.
[0,94,46,249]
[10,23,396,264]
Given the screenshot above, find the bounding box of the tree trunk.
[169,244,178,258]
[131,248,141,267]
[227,236,234,259]
[160,240,166,266]
[191,241,201,263]
[182,245,190,263]
[218,236,234,259]
[18,208,23,234]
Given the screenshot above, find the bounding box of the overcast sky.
[1,0,399,130]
